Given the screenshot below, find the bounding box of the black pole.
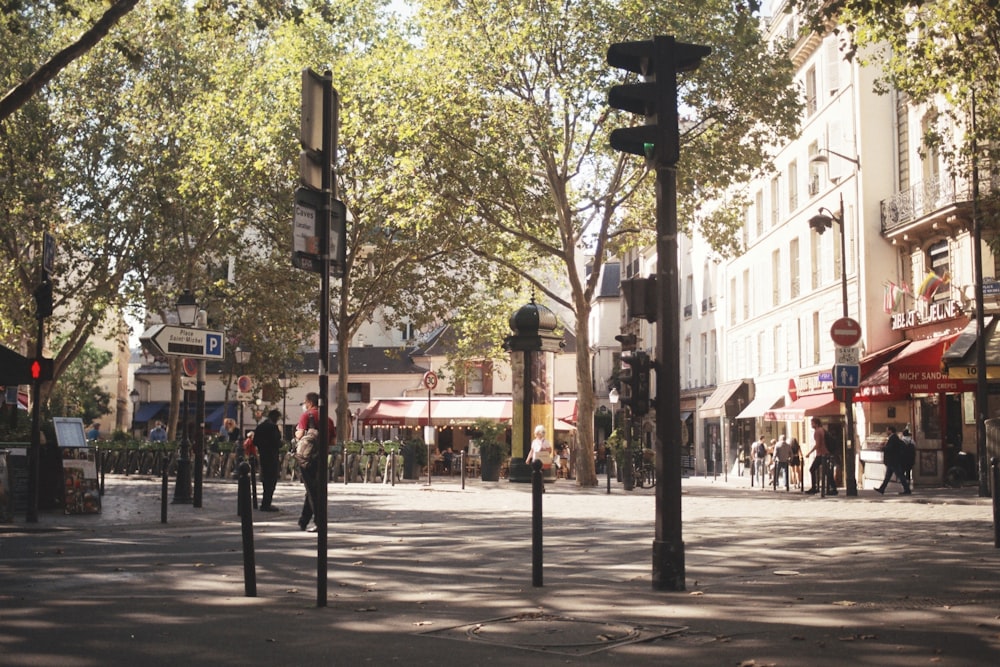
[193,360,205,508]
[315,70,335,609]
[838,192,858,497]
[991,458,999,547]
[173,390,191,503]
[26,290,45,523]
[531,459,543,587]
[652,50,685,587]
[161,466,168,524]
[971,90,990,499]
[238,461,257,597]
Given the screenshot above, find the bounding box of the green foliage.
[471,418,509,466]
[46,338,113,423]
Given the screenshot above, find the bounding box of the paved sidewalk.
[1,473,998,666]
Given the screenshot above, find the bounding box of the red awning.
[764,392,841,421]
[359,397,577,430]
[858,334,970,400]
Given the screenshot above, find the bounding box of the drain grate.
[420,612,686,656]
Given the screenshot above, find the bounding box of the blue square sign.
[833,364,860,389]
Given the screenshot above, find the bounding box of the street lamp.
[278,371,291,442]
[809,149,860,497]
[129,388,140,437]
[608,388,619,494]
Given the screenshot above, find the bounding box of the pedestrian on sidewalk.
[788,435,802,488]
[876,426,910,495]
[294,393,335,531]
[901,428,917,486]
[771,434,791,488]
[254,409,282,511]
[806,417,837,495]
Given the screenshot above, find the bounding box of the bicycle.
[633,449,656,489]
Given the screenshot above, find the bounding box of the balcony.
[880,172,997,237]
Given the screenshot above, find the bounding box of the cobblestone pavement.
[1,472,998,666]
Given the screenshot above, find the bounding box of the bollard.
[161,466,168,524]
[99,447,105,497]
[460,451,465,490]
[606,446,611,494]
[238,461,257,597]
[250,457,258,509]
[992,457,999,549]
[531,459,543,587]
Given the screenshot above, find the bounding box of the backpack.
[293,413,320,466]
[824,428,838,456]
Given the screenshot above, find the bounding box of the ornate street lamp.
[608,388,619,494]
[129,388,140,437]
[810,148,861,497]
[234,346,251,455]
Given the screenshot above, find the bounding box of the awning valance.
[736,392,784,420]
[135,402,167,423]
[764,392,841,421]
[944,316,1000,380]
[859,334,968,398]
[698,380,750,419]
[359,397,577,430]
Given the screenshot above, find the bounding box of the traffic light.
[607,36,711,166]
[34,279,53,318]
[621,275,657,323]
[633,351,652,416]
[619,351,637,411]
[30,357,54,382]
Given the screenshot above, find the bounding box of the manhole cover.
[421,612,686,656]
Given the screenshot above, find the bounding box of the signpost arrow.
[140,325,225,361]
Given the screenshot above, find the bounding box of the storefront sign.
[890,300,962,331]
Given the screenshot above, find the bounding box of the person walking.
[788,435,802,489]
[876,426,911,495]
[750,436,767,487]
[254,409,282,511]
[526,425,553,470]
[294,392,335,531]
[771,434,791,490]
[901,428,917,486]
[806,417,837,495]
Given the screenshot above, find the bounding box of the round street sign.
[422,371,438,390]
[830,317,862,347]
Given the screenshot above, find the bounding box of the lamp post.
[810,193,859,498]
[129,388,140,437]
[608,388,619,494]
[173,290,198,504]
[235,346,251,456]
[278,372,290,442]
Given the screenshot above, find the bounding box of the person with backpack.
[876,426,911,495]
[901,428,917,487]
[806,417,837,495]
[750,437,767,487]
[294,392,336,532]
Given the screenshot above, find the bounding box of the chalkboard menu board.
[0,449,28,520]
[54,417,88,448]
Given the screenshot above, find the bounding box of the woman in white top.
[525,424,552,469]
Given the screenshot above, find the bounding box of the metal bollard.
[99,447,105,497]
[238,461,257,597]
[250,457,258,509]
[460,451,465,490]
[161,466,168,524]
[606,446,611,494]
[531,459,543,588]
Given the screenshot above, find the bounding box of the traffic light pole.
[653,160,684,591]
[26,276,45,523]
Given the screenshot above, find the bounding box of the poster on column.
[54,418,101,515]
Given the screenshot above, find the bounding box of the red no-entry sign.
[830,317,862,347]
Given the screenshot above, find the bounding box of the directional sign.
[833,364,860,389]
[140,325,225,361]
[835,346,860,365]
[830,317,862,347]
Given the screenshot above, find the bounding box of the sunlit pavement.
[1,473,998,666]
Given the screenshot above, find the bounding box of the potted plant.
[470,418,508,482]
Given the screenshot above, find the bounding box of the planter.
[480,455,502,482]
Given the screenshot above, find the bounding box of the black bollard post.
[99,447,105,497]
[460,451,465,490]
[606,445,611,495]
[531,459,543,587]
[237,461,257,597]
[991,457,999,549]
[161,466,168,524]
[250,457,258,510]
[391,451,396,487]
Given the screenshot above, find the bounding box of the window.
[770,176,781,225]
[466,365,485,395]
[730,277,737,323]
[755,189,764,236]
[684,336,692,388]
[700,333,708,386]
[684,274,694,318]
[774,324,784,373]
[347,382,369,403]
[805,66,818,116]
[927,240,950,303]
[709,331,717,385]
[812,311,821,365]
[771,248,782,306]
[790,238,800,298]
[807,141,821,196]
[401,322,416,341]
[742,269,750,319]
[788,160,798,212]
[810,229,822,290]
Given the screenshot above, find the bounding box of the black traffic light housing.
[34,279,53,318]
[619,350,652,416]
[621,275,657,323]
[30,357,54,382]
[607,36,711,167]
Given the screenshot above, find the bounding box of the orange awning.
[764,392,841,421]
